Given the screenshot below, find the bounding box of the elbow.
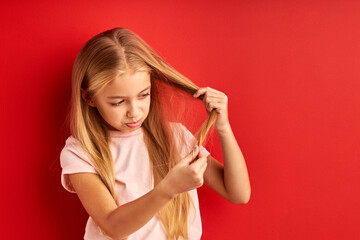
[98,227,123,240]
[230,195,250,205]
[242,194,251,204]
[228,190,251,205]
[102,215,130,240]
[105,229,129,240]
[106,226,133,240]
[112,235,128,240]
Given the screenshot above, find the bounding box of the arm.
[68,145,207,239]
[193,87,251,204]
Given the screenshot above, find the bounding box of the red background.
[1,0,360,239]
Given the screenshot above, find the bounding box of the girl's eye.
[111,100,124,106]
[110,93,149,107]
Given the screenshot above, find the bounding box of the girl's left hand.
[193,87,231,134]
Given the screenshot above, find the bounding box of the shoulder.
[60,136,97,193]
[61,136,82,153]
[60,136,96,169]
[60,136,82,161]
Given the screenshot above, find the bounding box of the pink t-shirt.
[60,123,210,240]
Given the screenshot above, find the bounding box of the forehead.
[101,71,151,97]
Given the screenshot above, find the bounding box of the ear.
[88,99,96,107]
[81,88,96,107]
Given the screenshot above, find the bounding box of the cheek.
[95,105,107,120]
[97,105,121,122]
[143,98,151,112]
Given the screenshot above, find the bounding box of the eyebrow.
[107,85,151,99]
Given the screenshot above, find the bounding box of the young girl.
[60,28,251,240]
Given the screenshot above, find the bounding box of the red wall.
[2,0,360,239]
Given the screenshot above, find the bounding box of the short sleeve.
[171,122,211,158]
[60,136,97,193]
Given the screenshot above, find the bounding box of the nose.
[126,101,140,119]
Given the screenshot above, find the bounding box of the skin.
[70,71,251,239]
[88,71,151,133]
[193,87,251,204]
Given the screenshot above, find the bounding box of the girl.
[60,28,250,240]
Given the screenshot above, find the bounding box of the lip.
[126,119,142,128]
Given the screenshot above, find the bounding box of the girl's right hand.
[161,146,208,198]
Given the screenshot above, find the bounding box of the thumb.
[198,146,205,158]
[181,145,199,165]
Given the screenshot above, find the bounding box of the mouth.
[125,119,142,128]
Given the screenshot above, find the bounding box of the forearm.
[105,181,172,239]
[104,145,206,239]
[218,126,251,204]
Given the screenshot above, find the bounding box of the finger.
[193,87,208,98]
[199,146,206,157]
[193,87,220,98]
[182,145,200,165]
[198,87,225,97]
[205,102,227,113]
[203,95,218,112]
[209,88,226,95]
[189,155,207,169]
[205,94,228,102]
[200,91,221,103]
[205,87,226,96]
[196,156,208,177]
[198,159,208,176]
[203,95,227,108]
[204,97,224,106]
[203,95,228,108]
[197,148,208,175]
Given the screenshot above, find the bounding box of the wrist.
[216,123,232,136]
[156,179,178,200]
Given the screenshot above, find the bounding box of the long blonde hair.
[70,28,216,239]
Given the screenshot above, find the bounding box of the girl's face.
[90,71,151,133]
